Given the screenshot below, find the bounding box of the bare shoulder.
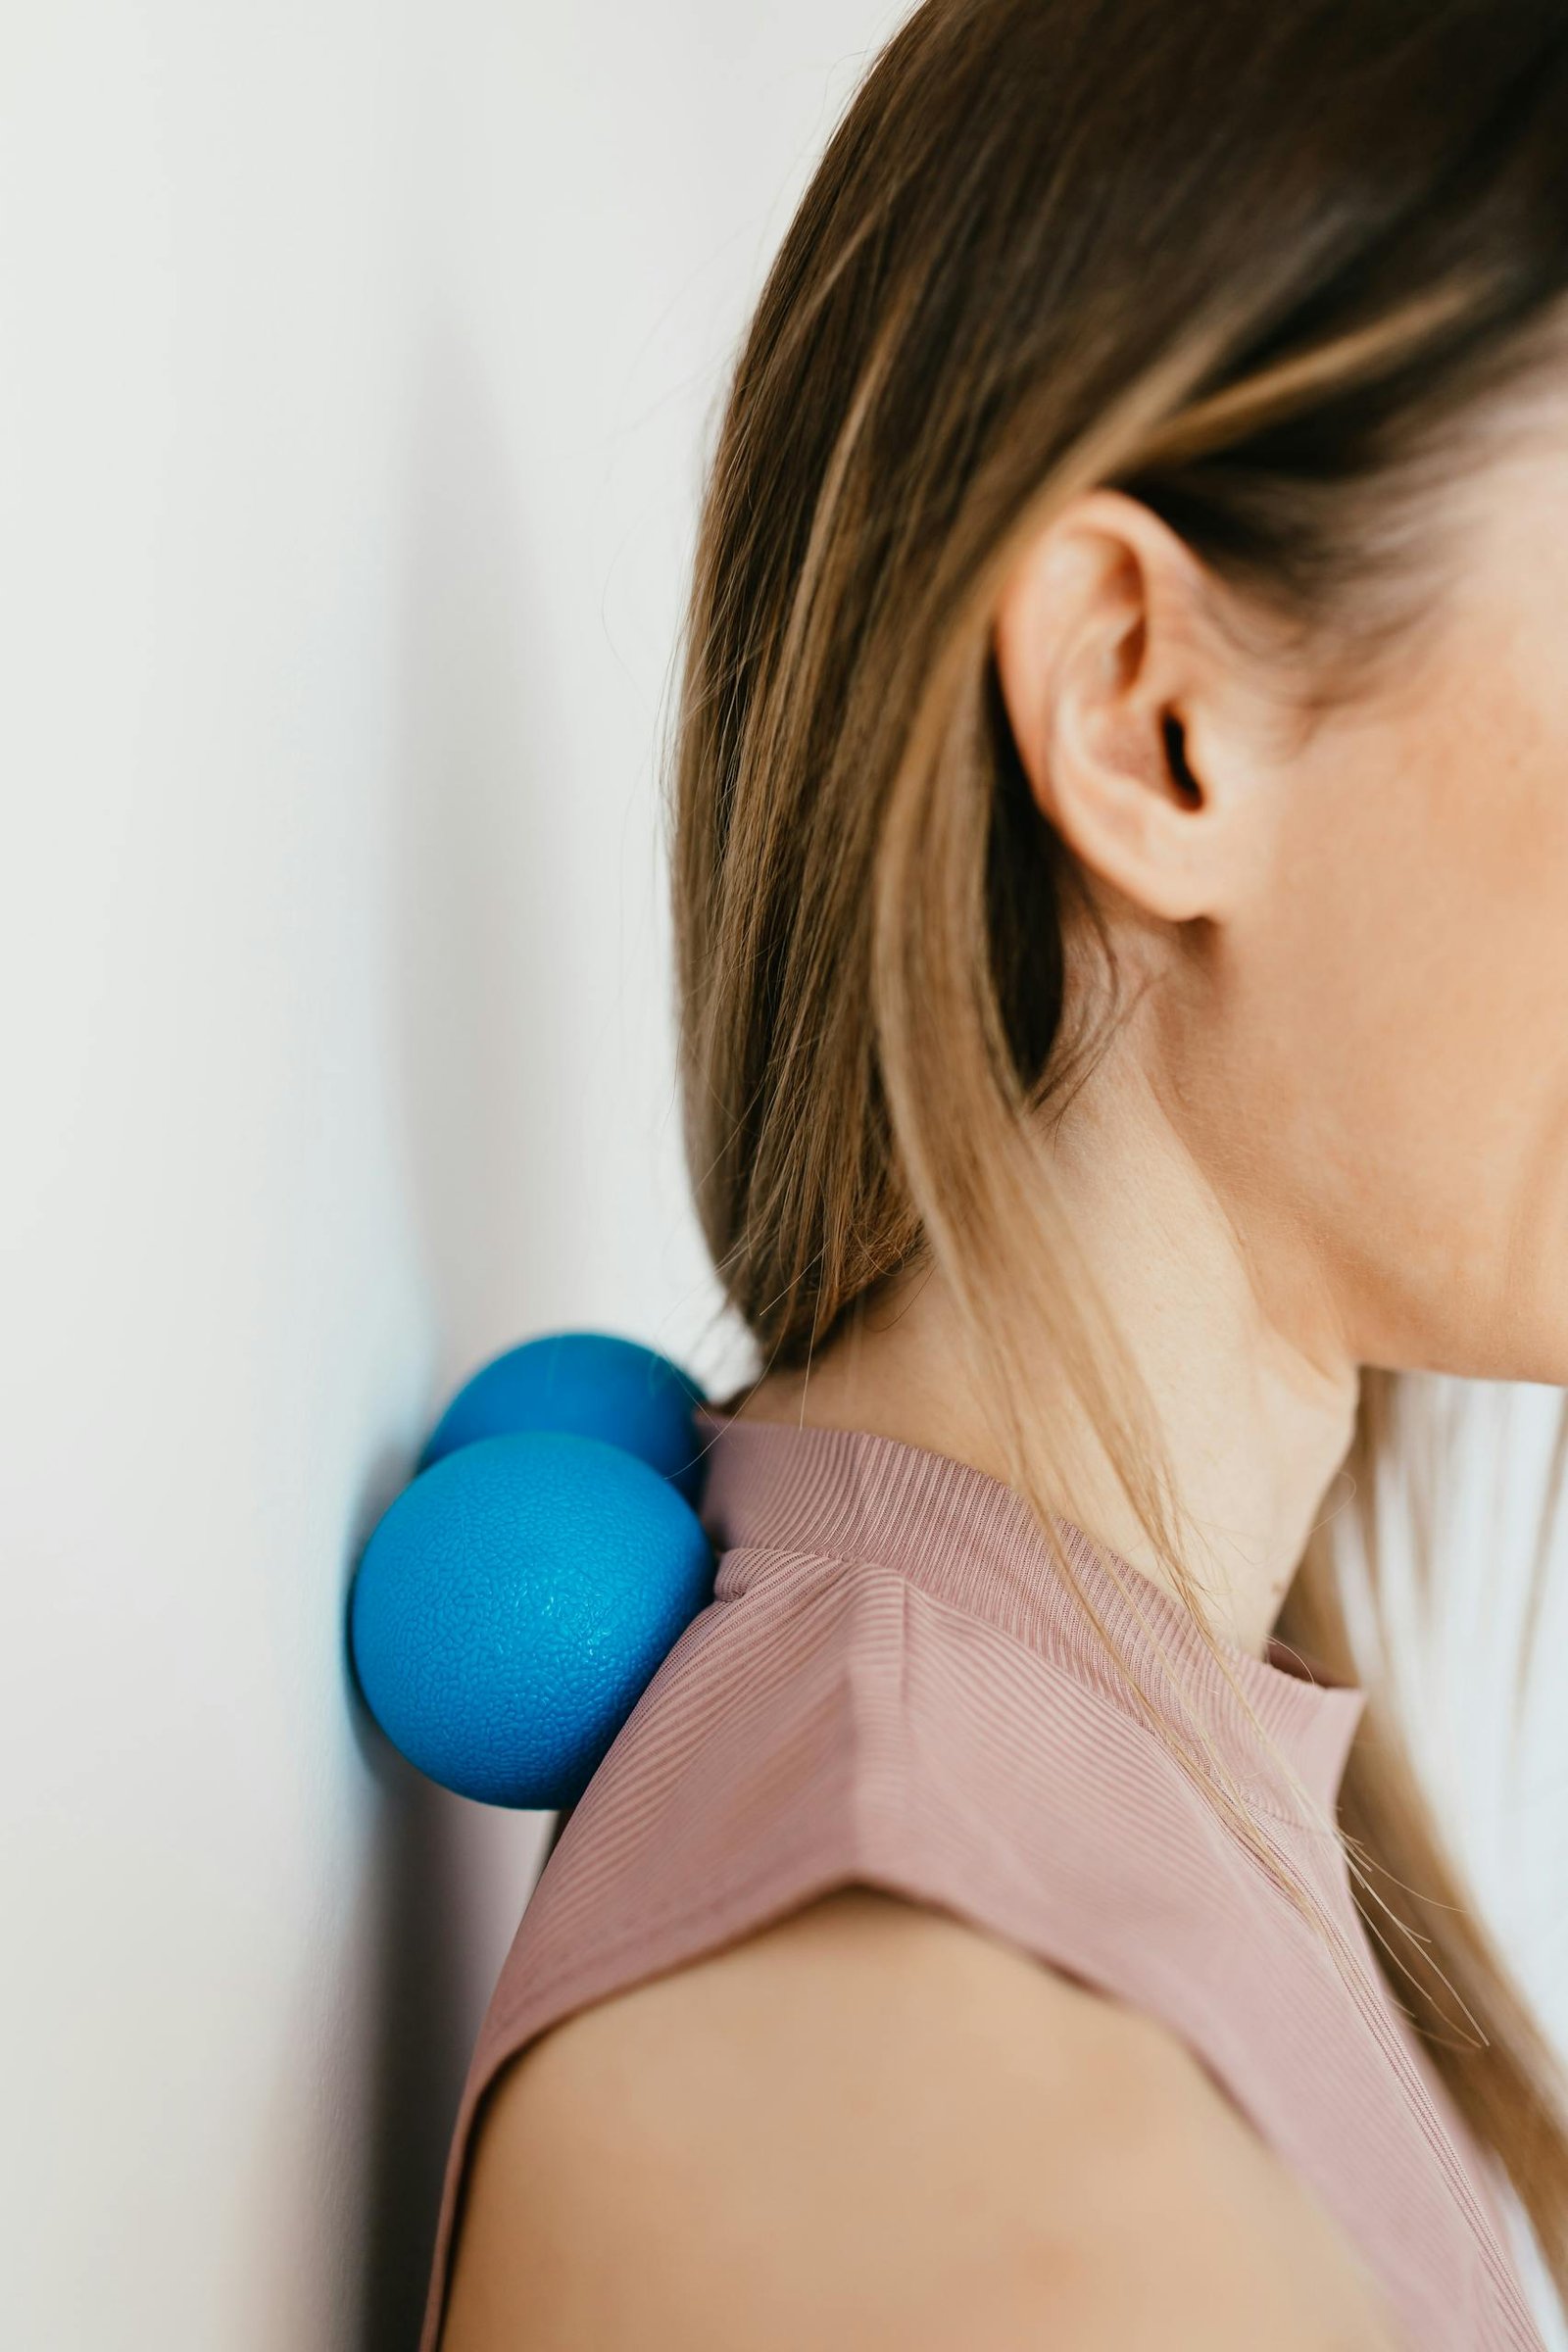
[440,1887,1400,2351]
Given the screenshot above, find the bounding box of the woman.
[429,2,1568,2343]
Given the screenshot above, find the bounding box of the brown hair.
[669,0,1568,2300]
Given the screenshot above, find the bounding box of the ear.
[991,489,1259,925]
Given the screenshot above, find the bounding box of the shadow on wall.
[351,1720,554,2352]
[351,1726,489,2352]
[352,320,569,2350]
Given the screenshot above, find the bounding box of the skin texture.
[441,413,1568,2345]
[442,1890,1403,2351]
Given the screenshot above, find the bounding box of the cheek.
[1200,683,1568,1372]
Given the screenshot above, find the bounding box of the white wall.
[1,5,1561,2349]
[0,5,893,2346]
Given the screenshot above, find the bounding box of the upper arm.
[439,1888,1402,2352]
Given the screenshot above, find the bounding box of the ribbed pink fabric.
[416,1410,1544,2351]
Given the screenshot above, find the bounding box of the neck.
[730,1054,1360,1660]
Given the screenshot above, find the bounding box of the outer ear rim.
[989,491,1244,928]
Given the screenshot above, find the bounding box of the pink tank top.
[417,1409,1544,2351]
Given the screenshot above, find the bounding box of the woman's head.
[669,0,1568,2291]
[673,0,1568,1394]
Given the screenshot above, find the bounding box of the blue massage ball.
[350,1429,715,1808]
[420,1330,708,1502]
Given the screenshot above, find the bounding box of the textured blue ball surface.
[350,1430,715,1808]
[420,1331,708,1502]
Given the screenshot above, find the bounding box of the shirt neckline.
[692,1405,1368,1823]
